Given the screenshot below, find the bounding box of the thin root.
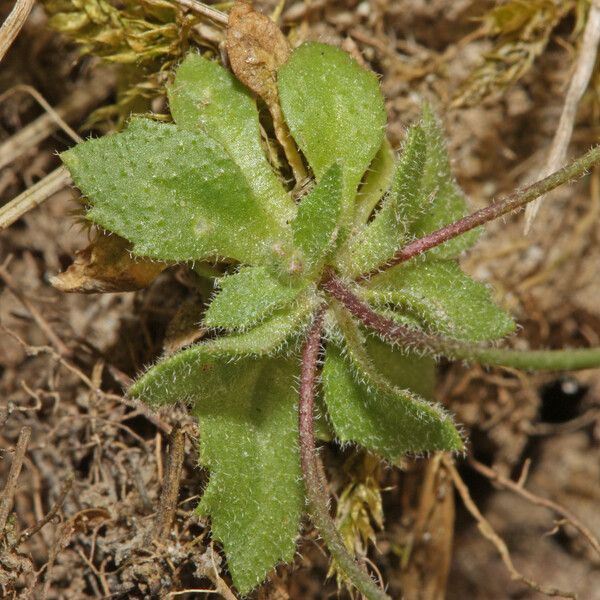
[444,457,578,599]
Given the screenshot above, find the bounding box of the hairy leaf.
[364,259,516,341]
[133,299,316,386]
[342,126,427,276]
[206,295,317,356]
[131,352,303,594]
[329,304,435,399]
[322,342,463,462]
[353,137,396,226]
[408,104,479,257]
[363,335,436,399]
[371,306,425,330]
[205,266,305,330]
[278,42,386,212]
[195,356,302,594]
[225,1,306,181]
[168,52,295,225]
[293,163,344,273]
[342,105,479,276]
[62,118,288,265]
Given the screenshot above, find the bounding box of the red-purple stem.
[359,144,600,280]
[299,309,391,600]
[323,273,439,348]
[299,309,324,482]
[323,272,600,371]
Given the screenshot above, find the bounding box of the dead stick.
[154,425,185,540]
[468,457,600,559]
[175,0,229,24]
[13,474,74,548]
[2,325,171,436]
[525,0,600,230]
[0,0,35,61]
[0,426,32,536]
[0,84,83,162]
[445,457,577,599]
[0,76,115,170]
[0,166,72,231]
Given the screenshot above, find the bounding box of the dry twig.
[167,545,239,600]
[444,457,578,599]
[0,0,35,61]
[525,409,600,436]
[154,425,185,540]
[1,323,172,434]
[0,426,31,536]
[0,77,114,170]
[468,457,600,559]
[0,166,72,231]
[175,0,229,25]
[525,0,600,231]
[0,84,82,153]
[12,474,74,549]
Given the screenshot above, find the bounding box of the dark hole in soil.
[538,377,588,423]
[8,217,27,230]
[122,413,158,440]
[74,449,93,479]
[58,252,74,271]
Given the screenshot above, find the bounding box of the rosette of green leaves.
[62,44,514,593]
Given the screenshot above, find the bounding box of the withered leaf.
[226,0,289,107]
[226,0,306,183]
[51,233,166,293]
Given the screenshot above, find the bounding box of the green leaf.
[369,306,425,331]
[205,266,306,330]
[341,105,480,276]
[168,53,295,225]
[329,303,436,399]
[363,258,516,341]
[322,340,463,462]
[341,126,427,276]
[278,42,386,211]
[292,163,344,273]
[364,335,436,399]
[131,352,303,594]
[62,119,289,265]
[131,300,317,396]
[353,137,396,226]
[408,104,479,258]
[207,295,317,356]
[195,356,302,594]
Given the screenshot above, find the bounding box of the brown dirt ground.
[1,1,600,599]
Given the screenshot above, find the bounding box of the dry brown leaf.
[226,0,307,183]
[227,0,288,109]
[400,455,455,600]
[51,233,166,293]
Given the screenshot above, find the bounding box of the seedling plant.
[59,9,600,598]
